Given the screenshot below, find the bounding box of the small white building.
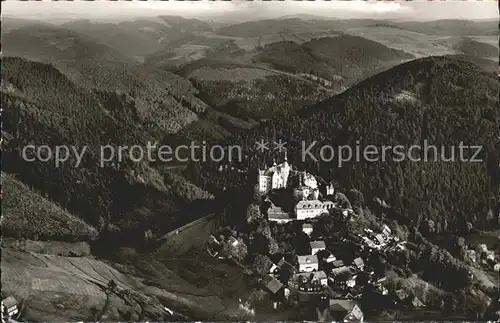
[352,257,365,271]
[297,255,319,272]
[295,200,325,220]
[310,241,326,255]
[493,263,500,272]
[326,253,337,263]
[312,270,328,286]
[2,296,19,320]
[382,225,392,236]
[302,223,314,236]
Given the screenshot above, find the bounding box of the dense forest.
[1,57,216,245]
[253,35,414,85]
[185,56,500,234]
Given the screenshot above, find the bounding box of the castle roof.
[296,200,324,210]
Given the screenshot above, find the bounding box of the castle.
[257,154,291,194]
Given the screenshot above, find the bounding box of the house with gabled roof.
[352,257,365,271]
[267,205,293,223]
[297,255,319,272]
[1,296,19,321]
[310,241,326,254]
[263,274,284,296]
[329,299,364,322]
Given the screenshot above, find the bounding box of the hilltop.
[453,37,498,59]
[2,23,132,64]
[61,16,214,58]
[252,35,414,87]
[175,58,332,121]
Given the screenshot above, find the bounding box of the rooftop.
[298,254,318,265]
[2,296,18,308]
[310,241,326,250]
[353,257,364,266]
[329,299,357,312]
[263,275,284,294]
[332,260,345,268]
[296,200,324,209]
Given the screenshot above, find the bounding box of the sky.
[3,0,498,22]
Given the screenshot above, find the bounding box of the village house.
[297,255,319,272]
[302,223,314,236]
[329,299,364,322]
[296,200,325,220]
[310,241,326,255]
[228,236,239,247]
[206,235,222,257]
[330,266,356,290]
[291,271,329,293]
[494,263,500,272]
[312,271,329,286]
[267,205,293,223]
[262,274,284,309]
[331,260,345,268]
[318,250,337,264]
[352,258,365,271]
[382,224,392,237]
[361,236,377,249]
[1,296,18,321]
[375,234,386,245]
[269,261,282,276]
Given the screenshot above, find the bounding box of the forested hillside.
[453,38,498,59]
[185,56,500,234]
[1,57,216,244]
[176,58,331,120]
[252,35,414,86]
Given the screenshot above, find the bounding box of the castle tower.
[326,183,335,196]
[282,152,290,188]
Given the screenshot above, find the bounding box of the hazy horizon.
[3,0,498,23]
